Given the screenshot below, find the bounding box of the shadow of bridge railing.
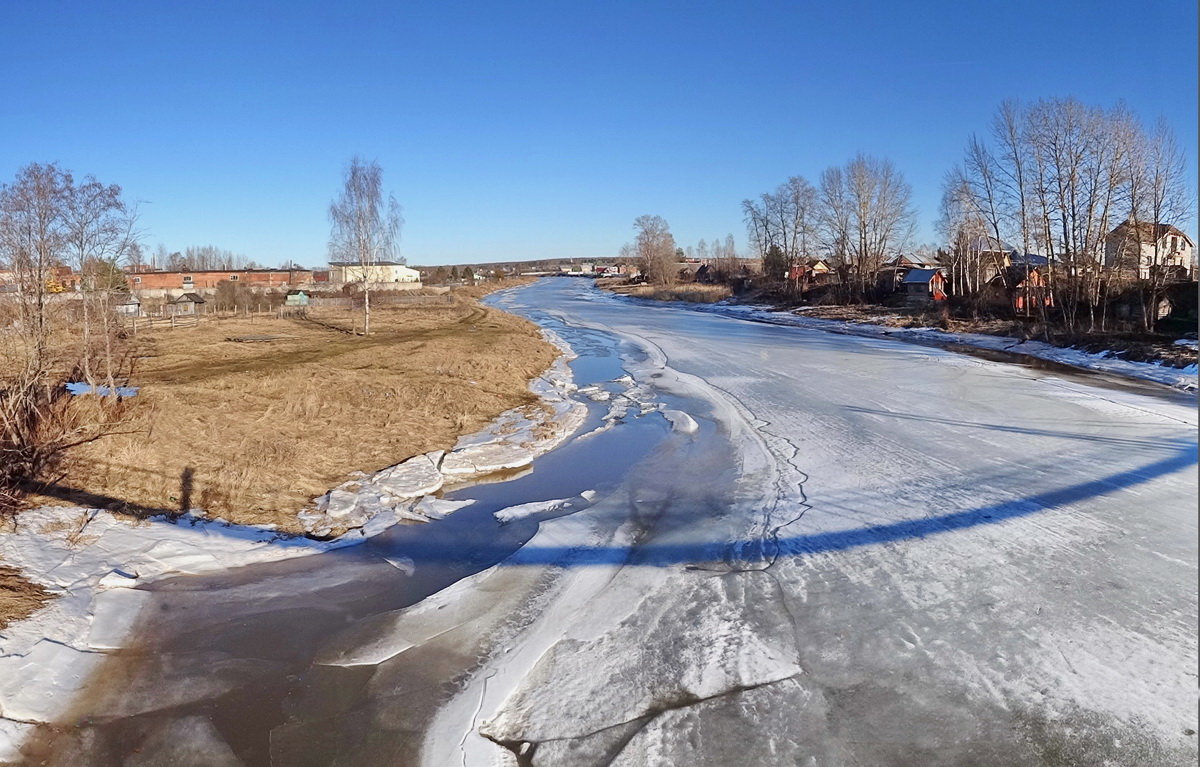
[19,441,1197,572]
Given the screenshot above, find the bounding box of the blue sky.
[1,0,1195,267]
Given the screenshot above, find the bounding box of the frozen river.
[25,279,1198,765]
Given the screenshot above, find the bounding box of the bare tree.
[1,163,69,366]
[0,163,138,514]
[817,155,916,299]
[945,98,1192,332]
[937,169,991,303]
[633,215,676,286]
[328,156,403,335]
[63,175,138,386]
[743,176,818,291]
[1128,119,1190,330]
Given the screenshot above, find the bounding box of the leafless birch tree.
[328,156,403,335]
[817,155,916,299]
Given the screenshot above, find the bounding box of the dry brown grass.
[40,282,557,533]
[0,565,54,630]
[607,283,732,303]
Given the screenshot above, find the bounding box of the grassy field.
[36,281,558,533]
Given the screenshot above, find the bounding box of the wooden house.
[1103,221,1195,280]
[878,254,940,293]
[985,266,1053,315]
[165,292,206,316]
[114,295,142,316]
[902,268,948,306]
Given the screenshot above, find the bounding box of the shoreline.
[0,292,586,760]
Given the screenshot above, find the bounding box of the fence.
[123,315,200,333]
[120,292,456,332]
[308,294,454,308]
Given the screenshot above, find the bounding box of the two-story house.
[1104,220,1195,280]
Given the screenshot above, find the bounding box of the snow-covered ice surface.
[424,281,1198,766]
[683,299,1199,391]
[11,279,1197,766]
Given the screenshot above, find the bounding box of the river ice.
[9,278,1197,766]
[426,280,1198,766]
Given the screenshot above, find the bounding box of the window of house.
[229,275,239,281]
[133,276,142,284]
[182,275,193,283]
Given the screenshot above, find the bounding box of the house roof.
[902,268,944,284]
[887,254,939,268]
[1011,252,1054,267]
[328,260,411,267]
[964,235,1015,253]
[171,292,206,303]
[1107,221,1194,246]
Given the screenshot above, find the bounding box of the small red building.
[902,268,948,306]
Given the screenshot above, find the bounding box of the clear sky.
[1,0,1195,267]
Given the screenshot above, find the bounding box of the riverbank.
[43,283,556,532]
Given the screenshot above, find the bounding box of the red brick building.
[126,268,314,296]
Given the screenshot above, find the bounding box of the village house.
[806,259,834,281]
[1103,220,1195,280]
[902,268,948,306]
[984,265,1053,315]
[878,254,941,294]
[114,295,142,316]
[285,290,311,307]
[164,292,206,316]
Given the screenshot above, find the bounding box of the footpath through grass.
[40,283,558,533]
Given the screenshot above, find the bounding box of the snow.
[0,640,105,723]
[86,588,151,650]
[412,281,1198,765]
[679,300,1200,391]
[0,719,33,763]
[493,494,594,524]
